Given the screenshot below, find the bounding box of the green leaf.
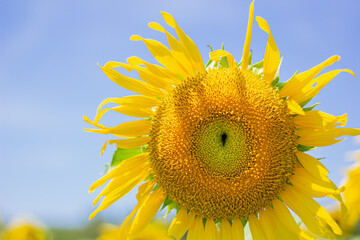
[297,144,316,152]
[219,56,230,68]
[276,70,298,91]
[303,103,320,112]
[216,43,230,68]
[252,59,264,69]
[248,51,253,65]
[240,217,248,227]
[103,164,111,174]
[145,173,154,181]
[161,196,174,210]
[299,96,314,108]
[205,59,213,68]
[236,60,242,68]
[163,201,180,217]
[275,82,286,91]
[205,45,214,69]
[111,147,143,167]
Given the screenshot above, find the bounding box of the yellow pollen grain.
[149,68,297,220]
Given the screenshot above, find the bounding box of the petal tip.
[160,11,172,19]
[249,1,255,13]
[255,16,270,33]
[148,22,165,33]
[89,212,96,220]
[130,35,143,41]
[89,185,96,193]
[161,12,176,28]
[334,55,341,61]
[348,69,356,77]
[83,116,92,124]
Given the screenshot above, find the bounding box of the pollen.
[149,68,297,220]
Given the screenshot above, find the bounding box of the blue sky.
[1,0,359,227]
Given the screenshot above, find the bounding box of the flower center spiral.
[149,68,297,220]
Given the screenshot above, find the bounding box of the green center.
[192,119,249,178]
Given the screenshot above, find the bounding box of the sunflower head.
[84,2,359,239]
[150,67,297,220]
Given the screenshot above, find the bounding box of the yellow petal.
[261,207,300,240]
[219,220,231,240]
[280,186,340,238]
[108,106,154,118]
[187,217,205,240]
[89,165,150,220]
[130,35,189,78]
[255,16,279,84]
[148,22,197,76]
[83,115,106,130]
[119,180,156,236]
[186,211,196,230]
[293,110,347,129]
[291,187,342,235]
[286,98,305,115]
[279,56,340,101]
[231,218,244,240]
[272,209,314,240]
[168,208,189,240]
[92,161,148,205]
[161,12,205,74]
[209,50,235,68]
[328,193,347,218]
[248,215,267,240]
[99,64,166,98]
[89,153,149,193]
[272,199,315,240]
[95,106,154,124]
[259,209,277,240]
[105,61,174,91]
[117,219,133,240]
[129,188,166,236]
[84,119,152,138]
[291,166,342,198]
[96,95,161,113]
[127,56,181,85]
[100,136,150,156]
[297,128,360,147]
[241,1,254,71]
[292,69,355,104]
[295,151,329,181]
[281,193,334,238]
[205,218,219,240]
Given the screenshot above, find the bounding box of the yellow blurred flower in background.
[331,149,360,236]
[97,220,172,240]
[1,220,46,240]
[343,152,360,229]
[318,146,360,239]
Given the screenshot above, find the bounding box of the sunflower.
[84,2,359,239]
[336,149,360,235]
